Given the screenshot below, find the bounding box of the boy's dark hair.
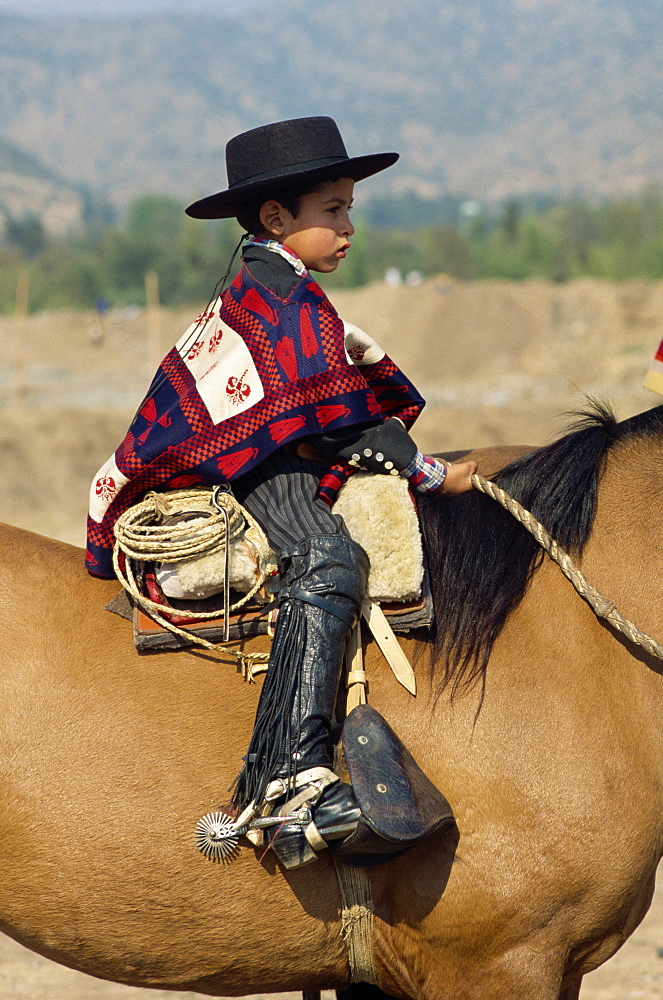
[235,174,342,235]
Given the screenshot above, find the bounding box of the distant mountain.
[0,0,268,18]
[0,0,661,214]
[0,136,105,234]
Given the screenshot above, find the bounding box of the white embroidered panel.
[89,455,130,524]
[176,308,264,425]
[343,321,385,366]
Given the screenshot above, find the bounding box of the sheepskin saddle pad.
[333,472,423,604]
[108,474,429,651]
[153,473,424,606]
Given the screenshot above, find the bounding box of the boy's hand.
[436,460,478,494]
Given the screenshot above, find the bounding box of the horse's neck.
[581,443,663,699]
[585,444,660,597]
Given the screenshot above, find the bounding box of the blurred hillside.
[0,136,85,234]
[0,0,661,218]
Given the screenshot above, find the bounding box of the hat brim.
[185,151,399,220]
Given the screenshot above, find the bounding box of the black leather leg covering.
[232,534,369,813]
[234,535,453,871]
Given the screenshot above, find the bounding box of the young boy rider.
[86,116,476,867]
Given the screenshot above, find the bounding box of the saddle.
[107,478,454,871]
[108,473,433,652]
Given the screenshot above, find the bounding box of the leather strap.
[362,599,416,695]
[288,587,356,628]
[274,769,340,816]
[304,820,329,851]
[345,621,367,711]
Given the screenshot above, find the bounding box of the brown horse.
[1,402,663,1000]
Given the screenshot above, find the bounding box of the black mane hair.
[418,400,663,696]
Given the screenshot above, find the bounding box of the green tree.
[126,195,184,247]
[501,198,521,245]
[6,213,47,257]
[423,226,477,279]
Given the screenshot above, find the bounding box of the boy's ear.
[259,199,287,238]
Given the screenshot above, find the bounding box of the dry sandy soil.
[1,276,663,998]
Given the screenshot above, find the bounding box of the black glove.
[316,417,417,475]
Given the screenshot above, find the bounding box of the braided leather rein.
[471,473,663,661]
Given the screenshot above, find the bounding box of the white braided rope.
[471,473,663,660]
[112,488,271,672]
[113,488,270,616]
[114,487,243,564]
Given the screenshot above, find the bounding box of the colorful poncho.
[86,264,424,578]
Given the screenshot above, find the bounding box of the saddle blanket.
[107,472,433,650]
[154,472,424,604]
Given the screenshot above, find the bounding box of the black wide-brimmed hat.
[185,116,399,220]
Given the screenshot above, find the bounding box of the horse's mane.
[418,400,663,696]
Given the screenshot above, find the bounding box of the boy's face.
[260,177,355,273]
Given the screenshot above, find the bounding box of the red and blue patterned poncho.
[86,263,425,578]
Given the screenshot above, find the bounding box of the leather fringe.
[232,599,306,808]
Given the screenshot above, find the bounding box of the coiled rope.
[471,472,663,660]
[113,487,271,675]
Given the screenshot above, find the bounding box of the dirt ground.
[1,276,663,998]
